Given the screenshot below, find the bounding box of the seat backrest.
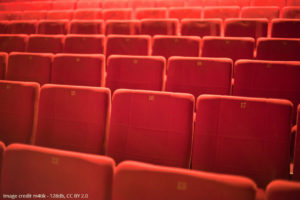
[69,20,104,34]
[293,105,300,180]
[0,34,27,53]
[103,8,132,20]
[46,10,73,20]
[64,34,105,54]
[140,18,179,36]
[181,19,222,37]
[38,20,68,35]
[168,7,202,20]
[73,9,103,20]
[282,7,300,19]
[135,8,167,19]
[8,20,37,34]
[271,19,300,38]
[241,6,280,21]
[28,34,64,53]
[0,52,7,80]
[105,20,140,35]
[203,6,240,20]
[266,180,300,200]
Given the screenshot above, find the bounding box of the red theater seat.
[181,19,222,37]
[294,105,300,180]
[28,35,64,53]
[7,20,37,34]
[34,84,111,154]
[233,59,300,124]
[155,0,185,7]
[0,52,7,80]
[0,34,27,53]
[224,19,268,40]
[152,35,200,60]
[1,144,114,199]
[241,6,280,21]
[192,95,292,188]
[69,20,104,34]
[106,35,151,57]
[77,0,103,9]
[0,21,8,34]
[46,10,73,20]
[140,19,179,36]
[52,1,76,10]
[0,80,39,145]
[0,12,21,21]
[38,20,68,35]
[271,19,300,38]
[251,0,286,7]
[130,0,154,9]
[73,9,103,20]
[166,57,232,98]
[135,8,167,19]
[200,0,250,6]
[202,36,255,62]
[105,20,140,35]
[103,0,129,8]
[256,38,300,61]
[0,141,4,171]
[107,89,194,168]
[113,161,257,200]
[106,55,165,93]
[203,6,240,20]
[24,1,52,11]
[287,0,300,6]
[103,8,132,20]
[266,180,300,200]
[21,11,47,20]
[52,54,105,87]
[64,34,104,54]
[282,7,300,19]
[7,52,52,85]
[168,7,202,20]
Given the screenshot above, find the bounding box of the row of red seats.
[1,143,299,200]
[1,18,299,38]
[0,80,299,189]
[0,35,300,62]
[1,6,300,20]
[1,0,299,11]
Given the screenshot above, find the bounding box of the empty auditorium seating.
[38,20,68,35]
[106,35,151,57]
[1,144,114,199]
[166,57,232,98]
[266,180,300,200]
[287,0,300,6]
[224,19,268,40]
[21,11,47,20]
[34,84,110,154]
[46,10,73,20]
[28,35,64,53]
[64,34,104,54]
[201,36,255,62]
[103,8,132,20]
[152,35,200,60]
[241,6,280,21]
[168,7,202,20]
[0,34,27,53]
[140,19,178,36]
[6,52,52,85]
[105,20,140,35]
[106,55,165,93]
[24,1,52,11]
[181,19,222,37]
[282,7,300,19]
[0,80,39,145]
[0,52,7,79]
[52,54,105,87]
[113,161,257,200]
[251,0,286,7]
[73,9,103,20]
[77,0,103,9]
[52,1,76,10]
[69,20,104,34]
[271,19,300,38]
[7,20,37,34]
[0,12,21,21]
[256,38,300,61]
[155,0,185,7]
[192,95,292,188]
[294,105,300,180]
[106,89,194,168]
[198,0,250,7]
[203,6,240,20]
[103,0,129,8]
[0,21,8,34]
[135,8,167,19]
[233,60,300,123]
[130,0,154,9]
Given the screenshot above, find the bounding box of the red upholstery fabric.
[135,8,167,19]
[0,52,7,80]
[105,20,140,35]
[266,180,300,200]
[293,105,300,180]
[64,34,104,54]
[181,19,222,37]
[21,11,47,20]
[103,0,129,8]
[271,19,300,38]
[103,8,132,20]
[113,161,257,200]
[27,34,64,53]
[46,10,73,20]
[166,57,232,98]
[250,0,286,7]
[0,34,27,53]
[168,7,202,20]
[0,12,21,20]
[77,1,103,9]
[52,1,76,10]
[52,53,105,87]
[7,20,37,34]
[282,7,300,19]
[1,144,114,199]
[7,52,52,85]
[38,20,68,35]
[106,35,151,57]
[0,80,39,145]
[34,84,110,154]
[73,9,103,20]
[107,89,194,168]
[202,36,255,62]
[155,0,184,7]
[287,0,300,6]
[203,6,240,20]
[224,18,268,40]
[24,1,52,11]
[152,35,200,60]
[140,19,179,36]
[241,6,280,21]
[256,38,300,61]
[106,55,165,93]
[0,21,9,34]
[192,95,292,188]
[69,20,104,34]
